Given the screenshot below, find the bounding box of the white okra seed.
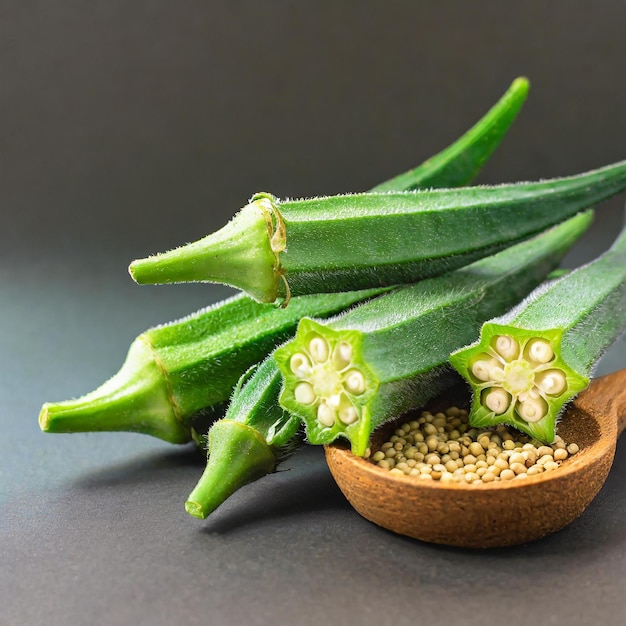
[553,448,569,461]
[495,335,519,360]
[332,341,353,369]
[471,357,500,381]
[527,338,554,364]
[317,402,335,427]
[536,369,567,396]
[338,404,359,424]
[484,387,511,414]
[309,337,330,363]
[344,369,366,395]
[517,397,548,422]
[294,382,316,405]
[327,394,341,408]
[290,353,311,378]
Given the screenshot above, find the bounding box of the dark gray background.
[2,2,626,625]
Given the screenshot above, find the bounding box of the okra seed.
[317,402,335,427]
[344,369,366,395]
[553,448,569,461]
[471,356,498,381]
[339,405,359,424]
[510,462,527,475]
[469,442,484,456]
[423,423,437,436]
[309,337,330,363]
[290,353,311,377]
[372,405,578,484]
[509,452,525,465]
[536,369,567,396]
[333,341,353,370]
[517,397,548,423]
[484,387,511,414]
[294,382,316,405]
[527,338,554,364]
[495,335,519,360]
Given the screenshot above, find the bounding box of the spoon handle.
[574,368,626,437]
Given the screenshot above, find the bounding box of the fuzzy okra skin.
[129,160,626,304]
[182,81,533,515]
[39,288,387,443]
[371,77,529,192]
[274,211,594,456]
[40,86,527,445]
[450,223,626,443]
[185,356,300,518]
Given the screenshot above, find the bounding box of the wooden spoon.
[325,368,626,548]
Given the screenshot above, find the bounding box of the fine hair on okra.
[182,79,533,515]
[450,220,626,443]
[38,288,388,444]
[40,79,528,445]
[273,211,594,456]
[129,160,626,304]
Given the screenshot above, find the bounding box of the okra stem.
[185,357,300,518]
[450,222,626,442]
[129,161,626,304]
[275,212,593,455]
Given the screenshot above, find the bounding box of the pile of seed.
[367,405,579,483]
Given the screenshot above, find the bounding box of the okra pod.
[185,356,300,518]
[39,288,386,443]
[128,160,626,304]
[449,222,626,443]
[371,77,528,191]
[41,82,527,445]
[275,211,594,456]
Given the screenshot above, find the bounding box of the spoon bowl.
[325,369,626,548]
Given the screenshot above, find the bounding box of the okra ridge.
[450,323,589,442]
[274,318,379,454]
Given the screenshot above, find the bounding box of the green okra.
[40,81,528,446]
[128,160,626,304]
[371,76,529,191]
[185,356,300,518]
[182,81,532,515]
[274,211,594,456]
[39,288,387,444]
[449,223,626,443]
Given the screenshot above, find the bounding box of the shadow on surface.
[200,450,349,534]
[70,444,204,490]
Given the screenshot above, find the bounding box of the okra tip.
[37,338,191,444]
[38,404,53,431]
[128,196,283,303]
[185,419,278,519]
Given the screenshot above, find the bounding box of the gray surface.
[2,2,626,625]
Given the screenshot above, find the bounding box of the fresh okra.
[450,222,626,443]
[39,289,387,444]
[40,78,528,445]
[274,212,594,456]
[370,76,529,191]
[129,160,626,304]
[185,356,300,518]
[183,80,532,515]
